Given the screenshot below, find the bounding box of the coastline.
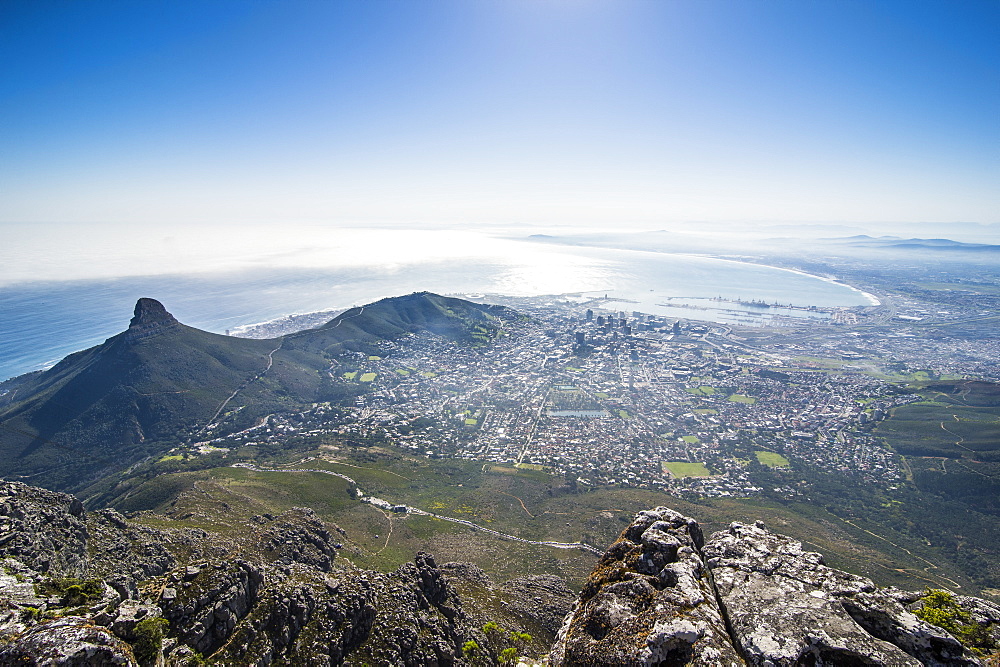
[0,252,879,381]
[655,250,882,306]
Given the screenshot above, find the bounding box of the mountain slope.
[0,293,510,492]
[0,299,280,490]
[287,291,507,355]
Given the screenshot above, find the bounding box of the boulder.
[549,507,743,666]
[703,520,979,666]
[0,616,137,666]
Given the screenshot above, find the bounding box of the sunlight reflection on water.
[1,225,871,380]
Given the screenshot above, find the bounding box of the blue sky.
[2,0,997,229]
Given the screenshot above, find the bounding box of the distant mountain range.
[525,230,1000,260]
[828,235,1000,252]
[0,292,510,492]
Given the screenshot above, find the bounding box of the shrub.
[132,617,170,666]
[915,589,996,656]
[37,577,104,606]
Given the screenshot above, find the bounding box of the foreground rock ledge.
[550,507,988,666]
[0,480,575,666]
[1,482,996,665]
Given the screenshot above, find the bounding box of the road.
[232,461,601,555]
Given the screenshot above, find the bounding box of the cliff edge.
[551,507,998,666]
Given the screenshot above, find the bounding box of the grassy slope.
[106,445,980,594]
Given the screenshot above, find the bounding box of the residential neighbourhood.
[191,286,996,501]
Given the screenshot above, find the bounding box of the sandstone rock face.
[105,599,164,645]
[88,508,176,593]
[0,616,137,666]
[549,507,743,666]
[250,507,339,572]
[355,551,474,666]
[125,297,180,342]
[1,482,995,666]
[230,566,377,665]
[703,521,980,666]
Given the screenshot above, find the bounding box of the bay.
[0,243,872,381]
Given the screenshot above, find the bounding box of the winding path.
[197,305,369,437]
[232,462,600,555]
[838,517,962,589]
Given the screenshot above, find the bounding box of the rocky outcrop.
[0,481,88,577]
[88,508,176,593]
[549,507,743,666]
[0,616,137,666]
[952,595,1000,646]
[125,298,180,342]
[1,483,996,666]
[215,564,377,664]
[0,481,567,665]
[352,551,475,666]
[554,509,992,666]
[704,520,978,665]
[160,560,263,656]
[249,507,339,572]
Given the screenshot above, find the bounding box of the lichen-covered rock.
[0,481,88,577]
[354,551,474,666]
[952,594,1000,646]
[216,563,377,665]
[0,615,137,666]
[549,507,742,666]
[703,520,980,666]
[3,479,997,667]
[105,599,163,643]
[217,552,481,666]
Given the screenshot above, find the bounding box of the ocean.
[0,238,874,382]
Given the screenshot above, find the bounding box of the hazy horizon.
[3,219,999,289]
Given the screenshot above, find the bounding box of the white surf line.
[232,463,601,555]
[671,251,884,306]
[607,247,884,307]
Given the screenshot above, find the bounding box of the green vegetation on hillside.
[914,589,996,657]
[83,441,988,594]
[0,293,512,494]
